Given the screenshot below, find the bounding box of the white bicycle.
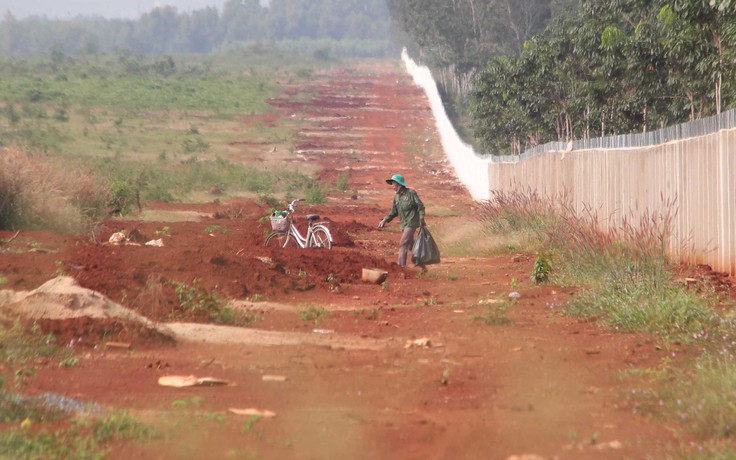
[264,199,333,249]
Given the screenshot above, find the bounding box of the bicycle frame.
[285,220,313,248]
[265,199,333,249]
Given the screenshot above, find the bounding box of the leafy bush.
[530,256,551,283]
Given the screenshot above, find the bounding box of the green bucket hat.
[386,174,407,187]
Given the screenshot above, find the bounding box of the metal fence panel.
[489,121,736,275]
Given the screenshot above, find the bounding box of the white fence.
[403,52,736,275]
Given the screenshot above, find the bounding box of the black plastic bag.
[412,227,440,265]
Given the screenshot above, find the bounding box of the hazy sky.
[1,0,266,20]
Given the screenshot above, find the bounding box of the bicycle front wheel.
[308,226,332,249]
[264,231,294,248]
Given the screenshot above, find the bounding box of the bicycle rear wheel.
[308,226,332,249]
[264,231,294,248]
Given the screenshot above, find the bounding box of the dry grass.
[0,146,109,233]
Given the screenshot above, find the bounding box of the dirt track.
[0,61,688,459]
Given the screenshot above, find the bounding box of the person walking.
[378,173,427,271]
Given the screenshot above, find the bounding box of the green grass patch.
[478,190,706,334]
[473,299,513,325]
[564,263,715,334]
[0,52,339,229]
[0,409,154,459]
[298,305,329,326]
[0,392,65,424]
[173,279,261,326]
[661,354,736,439]
[0,320,70,370]
[96,156,324,209]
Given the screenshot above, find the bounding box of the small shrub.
[173,279,259,326]
[181,137,210,154]
[531,256,552,283]
[305,183,326,204]
[336,171,350,191]
[108,180,137,216]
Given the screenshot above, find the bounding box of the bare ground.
[0,60,718,459]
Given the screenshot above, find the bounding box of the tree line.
[6,0,732,156]
[389,0,736,156]
[385,0,578,98]
[468,0,736,155]
[0,0,393,57]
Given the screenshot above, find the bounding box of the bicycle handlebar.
[287,198,304,213]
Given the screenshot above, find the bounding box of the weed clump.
[0,147,109,232]
[478,187,734,455]
[173,278,260,326]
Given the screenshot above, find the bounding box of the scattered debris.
[405,337,432,348]
[508,291,521,299]
[104,341,131,350]
[145,238,164,247]
[312,329,334,334]
[0,230,20,245]
[158,375,230,387]
[262,375,287,382]
[108,232,127,245]
[228,408,276,418]
[479,298,501,305]
[440,368,450,385]
[594,440,623,450]
[362,268,388,284]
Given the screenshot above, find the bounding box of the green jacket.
[383,187,425,230]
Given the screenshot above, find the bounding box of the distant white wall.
[401,50,491,201]
[402,50,736,275]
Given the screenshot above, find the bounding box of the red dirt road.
[0,61,688,459]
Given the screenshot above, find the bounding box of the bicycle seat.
[306,214,319,221]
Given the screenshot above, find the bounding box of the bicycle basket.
[270,214,290,232]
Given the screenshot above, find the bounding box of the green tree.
[469,0,736,154]
[135,6,181,53]
[220,0,266,44]
[178,7,220,53]
[662,1,736,116]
